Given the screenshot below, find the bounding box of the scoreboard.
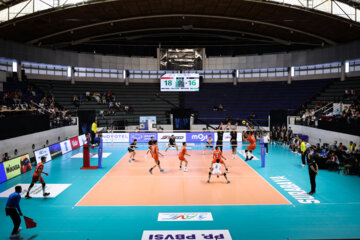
[160,73,200,92]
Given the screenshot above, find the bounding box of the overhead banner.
[70,136,80,150]
[102,133,129,143]
[34,147,51,163]
[129,133,157,143]
[0,163,7,184]
[158,133,186,143]
[142,230,232,240]
[3,154,31,180]
[60,140,72,154]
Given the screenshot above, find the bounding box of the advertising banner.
[158,133,186,143]
[102,133,129,143]
[141,230,232,240]
[158,213,213,221]
[186,133,214,143]
[129,133,157,143]
[60,140,72,154]
[78,134,87,146]
[3,156,21,180]
[70,137,80,150]
[34,147,51,163]
[0,163,7,183]
[49,143,62,159]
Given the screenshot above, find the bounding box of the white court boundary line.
[236,151,294,206]
[74,156,126,207]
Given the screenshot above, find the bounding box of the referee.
[307,147,318,195]
[6,186,23,239]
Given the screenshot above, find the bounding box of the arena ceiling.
[1,0,360,56]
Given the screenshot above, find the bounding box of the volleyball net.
[100,128,267,147]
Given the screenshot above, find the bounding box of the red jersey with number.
[151,145,159,161]
[247,134,256,145]
[213,150,222,160]
[33,162,44,177]
[178,146,186,160]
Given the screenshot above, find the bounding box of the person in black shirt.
[307,147,318,195]
[145,136,156,160]
[165,135,179,153]
[216,122,228,152]
[230,122,238,159]
[128,139,138,162]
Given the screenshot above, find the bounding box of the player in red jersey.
[25,156,50,199]
[212,146,229,173]
[178,142,191,172]
[245,123,257,161]
[149,140,165,174]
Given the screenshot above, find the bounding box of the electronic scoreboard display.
[160,73,200,92]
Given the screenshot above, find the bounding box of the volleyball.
[242,120,246,125]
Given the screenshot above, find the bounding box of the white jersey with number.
[212,163,222,175]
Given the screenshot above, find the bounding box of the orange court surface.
[77,150,291,206]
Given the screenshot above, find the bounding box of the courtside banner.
[3,154,31,180]
[0,163,7,183]
[102,133,129,143]
[186,133,214,143]
[141,230,232,240]
[129,133,157,143]
[158,133,186,143]
[34,147,51,163]
[78,134,87,146]
[70,136,80,150]
[49,143,62,159]
[158,212,213,221]
[60,140,72,154]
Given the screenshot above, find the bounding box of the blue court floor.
[1,143,360,240]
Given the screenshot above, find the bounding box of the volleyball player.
[25,156,50,199]
[145,136,156,160]
[203,135,214,154]
[128,139,138,162]
[149,140,165,174]
[165,135,179,154]
[230,122,238,159]
[213,146,229,173]
[178,142,191,172]
[207,159,230,184]
[245,123,257,161]
[216,122,224,152]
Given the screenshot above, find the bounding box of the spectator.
[91,120,98,145]
[344,88,351,100]
[86,91,91,101]
[2,153,10,162]
[218,104,224,111]
[326,152,339,171]
[73,95,80,108]
[93,92,101,103]
[329,141,338,152]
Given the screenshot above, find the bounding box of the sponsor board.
[0,184,71,198]
[60,140,72,154]
[158,133,186,143]
[34,147,52,163]
[102,133,129,143]
[49,143,62,159]
[270,176,320,204]
[78,134,87,146]
[238,150,259,160]
[71,153,111,158]
[158,213,213,221]
[3,154,32,180]
[130,133,158,143]
[186,133,215,143]
[142,230,232,240]
[70,136,80,149]
[0,163,7,184]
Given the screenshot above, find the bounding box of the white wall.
[289,124,360,146]
[0,125,79,159]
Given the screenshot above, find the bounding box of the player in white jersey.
[202,135,214,154]
[207,159,230,183]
